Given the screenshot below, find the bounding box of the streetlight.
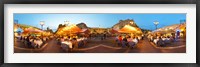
[180,19,186,24]
[14,20,18,24]
[154,21,159,37]
[15,20,20,27]
[99,25,101,33]
[153,21,159,30]
[64,21,72,36]
[64,21,70,26]
[40,21,45,30]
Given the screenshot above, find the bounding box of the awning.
[56,25,82,35]
[117,25,142,34]
[23,27,43,34]
[109,29,119,34]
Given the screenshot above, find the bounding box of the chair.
[157,40,165,47]
[57,39,61,45]
[116,40,121,47]
[122,41,127,48]
[164,40,171,45]
[83,39,87,45]
[73,41,78,49]
[61,44,70,52]
[65,45,70,52]
[128,41,136,48]
[78,41,84,47]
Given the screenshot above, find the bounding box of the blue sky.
[14,13,186,31]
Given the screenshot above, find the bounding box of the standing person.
[150,35,154,42]
[122,36,128,47]
[175,31,180,41]
[103,34,106,39]
[141,34,144,40]
[118,35,123,46]
[118,35,123,43]
[115,35,119,46]
[100,34,104,40]
[61,37,65,42]
[20,36,23,40]
[26,36,31,48]
[72,37,78,49]
[115,35,118,42]
[177,31,180,38]
[123,36,128,42]
[67,36,71,41]
[127,36,133,47]
[89,34,91,39]
[171,33,176,42]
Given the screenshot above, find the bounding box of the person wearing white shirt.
[133,37,138,44]
[127,36,133,42]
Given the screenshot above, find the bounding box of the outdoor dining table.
[61,41,73,49]
[163,38,171,44]
[162,38,167,41]
[16,36,21,41]
[77,38,87,42]
[77,39,82,42]
[34,40,43,48]
[153,39,159,44]
[133,39,138,44]
[30,39,33,42]
[43,38,47,41]
[138,36,142,40]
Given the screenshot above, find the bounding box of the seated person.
[127,36,133,42]
[157,37,165,47]
[61,37,65,42]
[71,38,78,49]
[133,37,138,44]
[122,36,128,47]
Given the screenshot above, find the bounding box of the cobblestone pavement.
[14,37,186,53]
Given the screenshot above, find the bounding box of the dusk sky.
[14,14,186,31]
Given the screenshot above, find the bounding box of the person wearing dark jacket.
[122,36,128,47]
[157,37,165,47]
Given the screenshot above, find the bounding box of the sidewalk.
[14,40,27,48]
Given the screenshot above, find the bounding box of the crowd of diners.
[15,35,50,48]
[88,33,111,40]
[115,34,144,48]
[56,35,88,51]
[147,34,180,47]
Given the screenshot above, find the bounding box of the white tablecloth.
[34,40,43,48]
[30,39,33,42]
[77,39,82,42]
[153,39,159,44]
[62,41,73,48]
[77,38,87,42]
[43,38,47,41]
[162,38,166,41]
[138,36,142,40]
[133,39,138,44]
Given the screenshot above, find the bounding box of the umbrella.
[79,29,90,33]
[110,29,119,34]
[118,25,142,34]
[57,25,82,34]
[16,28,23,33]
[23,27,43,34]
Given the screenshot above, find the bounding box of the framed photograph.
[1,0,198,67]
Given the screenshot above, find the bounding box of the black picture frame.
[0,0,198,67]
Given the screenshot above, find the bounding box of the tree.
[47,27,50,30]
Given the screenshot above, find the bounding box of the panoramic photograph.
[13,14,186,53]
